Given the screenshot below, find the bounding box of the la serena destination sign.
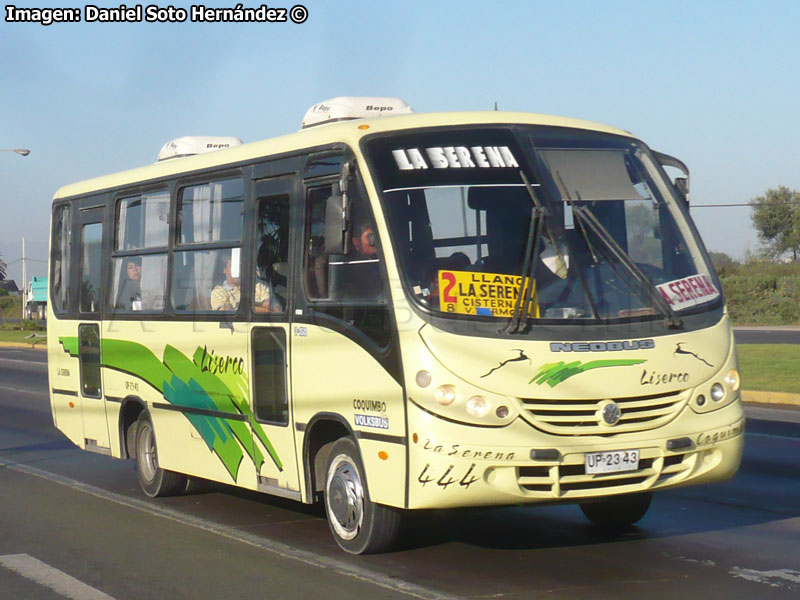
[392,145,520,170]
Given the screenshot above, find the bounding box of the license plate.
[585,449,640,474]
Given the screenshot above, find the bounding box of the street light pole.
[22,237,26,319]
[2,148,31,315]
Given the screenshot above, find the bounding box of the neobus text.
[550,339,655,352]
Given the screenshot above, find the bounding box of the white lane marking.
[730,567,800,588]
[746,432,800,442]
[0,385,47,397]
[0,553,115,600]
[0,357,48,368]
[0,458,459,600]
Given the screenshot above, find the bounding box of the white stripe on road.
[0,458,460,600]
[746,431,800,442]
[0,385,47,397]
[0,553,115,600]
[0,357,47,367]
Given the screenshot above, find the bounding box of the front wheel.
[579,492,652,530]
[324,437,401,554]
[135,411,187,497]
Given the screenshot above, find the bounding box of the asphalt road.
[733,327,800,345]
[2,347,800,599]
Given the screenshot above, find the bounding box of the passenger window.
[179,178,244,244]
[171,247,242,312]
[303,183,386,303]
[50,205,71,313]
[255,195,290,314]
[79,324,102,398]
[116,190,169,250]
[252,327,288,425]
[80,222,103,313]
[110,255,167,312]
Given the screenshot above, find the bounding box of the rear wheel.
[579,492,652,529]
[135,411,187,497]
[324,437,401,554]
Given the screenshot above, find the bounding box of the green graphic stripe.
[530,359,646,387]
[58,336,283,479]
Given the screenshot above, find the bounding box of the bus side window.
[255,194,290,314]
[251,327,288,424]
[79,223,103,314]
[304,185,332,300]
[303,183,386,303]
[50,204,71,314]
[172,177,244,313]
[111,190,170,313]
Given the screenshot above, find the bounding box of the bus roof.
[53,111,635,201]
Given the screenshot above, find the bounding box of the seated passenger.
[335,222,385,301]
[115,257,142,311]
[211,257,275,312]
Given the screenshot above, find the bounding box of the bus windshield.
[366,126,720,325]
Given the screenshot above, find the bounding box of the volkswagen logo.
[601,401,621,426]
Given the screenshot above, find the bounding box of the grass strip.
[737,344,800,394]
[0,330,47,346]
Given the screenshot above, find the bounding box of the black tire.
[324,437,402,554]
[134,411,187,498]
[580,492,653,529]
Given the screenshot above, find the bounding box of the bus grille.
[519,390,688,436]
[517,451,695,498]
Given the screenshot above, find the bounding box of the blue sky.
[2,0,799,284]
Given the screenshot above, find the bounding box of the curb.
[0,341,46,350]
[741,390,800,408]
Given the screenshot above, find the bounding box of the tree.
[0,250,6,281]
[750,186,800,261]
[708,251,738,276]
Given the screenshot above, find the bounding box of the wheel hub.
[327,457,364,540]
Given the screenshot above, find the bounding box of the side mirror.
[652,150,690,206]
[674,177,689,198]
[324,195,349,254]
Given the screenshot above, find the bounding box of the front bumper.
[407,397,744,509]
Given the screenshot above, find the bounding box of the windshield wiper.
[571,204,683,329]
[505,170,546,334]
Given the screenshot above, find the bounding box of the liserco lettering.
[550,339,655,352]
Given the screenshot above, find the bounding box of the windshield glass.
[365,126,720,324]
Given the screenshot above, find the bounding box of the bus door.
[248,175,301,499]
[291,157,403,504]
[77,205,111,454]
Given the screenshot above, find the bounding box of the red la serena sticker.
[656,274,719,310]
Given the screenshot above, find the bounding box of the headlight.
[466,396,489,417]
[724,369,740,392]
[434,385,457,406]
[710,382,725,402]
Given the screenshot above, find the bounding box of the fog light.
[496,405,509,418]
[724,369,740,392]
[416,370,432,388]
[711,383,725,402]
[696,394,706,406]
[466,396,489,417]
[434,385,456,406]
